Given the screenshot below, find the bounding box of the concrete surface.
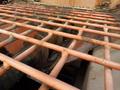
[86,40,120,90]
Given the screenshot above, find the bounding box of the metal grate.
[0,3,120,90]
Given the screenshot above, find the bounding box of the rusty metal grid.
[0,3,120,90]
